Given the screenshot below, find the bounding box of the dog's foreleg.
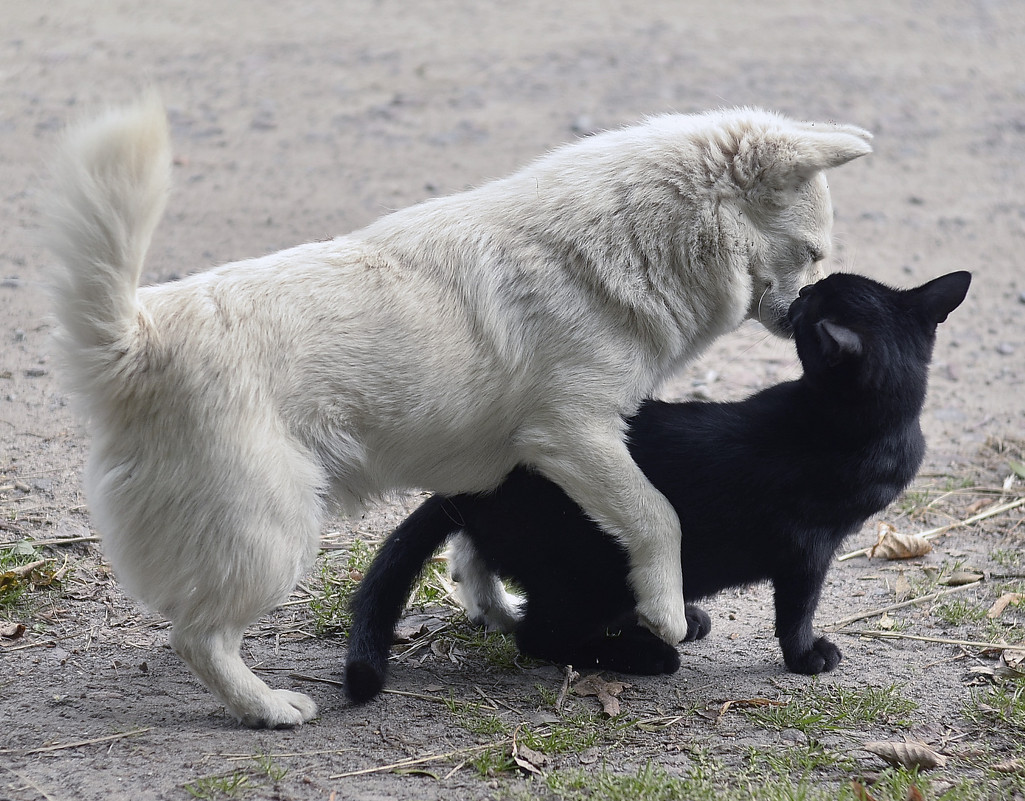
[171,626,318,728]
[448,533,523,632]
[524,424,689,644]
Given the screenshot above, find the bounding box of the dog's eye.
[808,248,825,264]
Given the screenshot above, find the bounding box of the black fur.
[345,271,971,703]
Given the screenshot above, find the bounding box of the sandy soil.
[1,2,1024,799]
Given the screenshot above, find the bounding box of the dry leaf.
[1,621,26,640]
[967,663,1025,683]
[868,522,932,560]
[7,559,49,578]
[1004,649,1025,669]
[993,757,1025,774]
[715,697,784,723]
[894,570,911,601]
[863,740,947,770]
[939,570,985,586]
[851,780,880,801]
[393,622,430,643]
[906,784,926,801]
[573,674,630,717]
[512,742,548,775]
[965,498,994,515]
[511,727,548,776]
[878,612,896,630]
[987,592,1024,619]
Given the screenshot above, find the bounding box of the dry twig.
[823,581,979,631]
[838,496,1025,562]
[843,630,1022,651]
[0,728,151,756]
[329,740,510,779]
[555,664,578,713]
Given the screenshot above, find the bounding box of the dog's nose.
[798,285,813,298]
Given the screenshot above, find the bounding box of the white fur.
[45,95,870,726]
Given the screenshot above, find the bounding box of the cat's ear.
[913,271,972,324]
[816,319,862,364]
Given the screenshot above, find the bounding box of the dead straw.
[823,580,980,631]
[842,629,1023,651]
[0,728,152,756]
[329,740,510,779]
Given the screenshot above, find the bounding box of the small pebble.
[24,367,48,377]
[13,329,25,342]
[997,343,1015,356]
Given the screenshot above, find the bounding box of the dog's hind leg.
[164,506,321,727]
[172,492,322,727]
[164,504,322,727]
[117,439,326,728]
[171,625,317,728]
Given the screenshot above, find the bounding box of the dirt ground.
[2,2,1024,799]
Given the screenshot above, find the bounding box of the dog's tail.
[345,496,462,703]
[44,94,171,403]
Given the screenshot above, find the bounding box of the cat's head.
[787,271,971,402]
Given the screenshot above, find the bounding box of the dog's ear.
[785,124,874,177]
[727,115,872,192]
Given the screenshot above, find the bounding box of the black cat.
[345,271,971,703]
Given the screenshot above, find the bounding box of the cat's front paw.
[783,636,842,674]
[684,605,712,642]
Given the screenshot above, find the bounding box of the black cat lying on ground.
[345,271,971,703]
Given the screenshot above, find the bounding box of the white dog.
[45,96,870,727]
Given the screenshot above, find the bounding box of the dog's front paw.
[783,637,842,675]
[684,605,712,642]
[636,593,690,644]
[237,689,318,729]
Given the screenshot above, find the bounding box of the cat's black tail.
[345,495,462,703]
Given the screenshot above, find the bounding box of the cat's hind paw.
[784,636,842,674]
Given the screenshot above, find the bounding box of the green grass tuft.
[0,543,67,612]
[745,681,916,734]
